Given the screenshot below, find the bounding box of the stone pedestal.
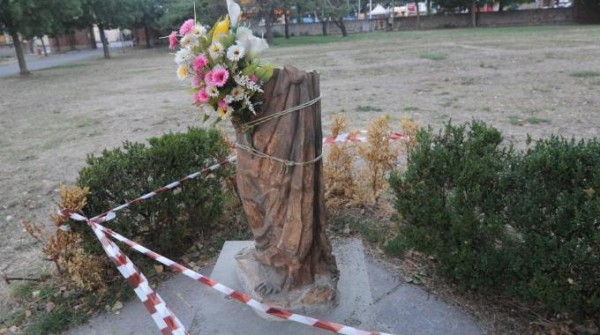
[205,239,374,334]
[235,246,338,318]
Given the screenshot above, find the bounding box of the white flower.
[174,48,193,65]
[224,95,234,104]
[206,85,219,97]
[180,35,193,48]
[191,24,206,38]
[226,44,245,62]
[209,42,224,60]
[235,27,268,59]
[230,86,245,101]
[227,0,242,28]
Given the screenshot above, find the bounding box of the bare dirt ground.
[1,25,599,321]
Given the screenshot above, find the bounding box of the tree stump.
[234,66,339,315]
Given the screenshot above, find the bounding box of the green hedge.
[73,128,233,267]
[390,121,599,320]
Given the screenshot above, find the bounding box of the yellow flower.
[212,16,230,43]
[177,65,189,80]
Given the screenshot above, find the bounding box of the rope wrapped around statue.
[234,66,340,314]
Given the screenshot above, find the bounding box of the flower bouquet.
[170,0,273,125]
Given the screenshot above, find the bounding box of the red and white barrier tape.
[323,131,406,145]
[58,131,405,334]
[61,209,390,335]
[87,155,237,224]
[84,131,406,225]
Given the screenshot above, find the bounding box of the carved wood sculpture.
[234,66,339,314]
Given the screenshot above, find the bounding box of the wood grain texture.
[235,66,339,294]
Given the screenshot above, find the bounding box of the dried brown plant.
[324,114,412,209]
[357,115,401,205]
[400,116,420,159]
[23,185,108,291]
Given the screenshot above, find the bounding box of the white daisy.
[226,44,245,62]
[206,85,219,97]
[224,95,234,104]
[180,35,193,48]
[230,86,245,101]
[191,24,206,39]
[208,42,224,60]
[174,48,193,65]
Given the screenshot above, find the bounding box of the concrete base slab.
[197,239,375,334]
[68,239,484,335]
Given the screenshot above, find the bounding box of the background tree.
[132,0,166,48]
[0,0,36,75]
[434,0,479,27]
[0,0,82,74]
[79,0,137,59]
[158,0,225,33]
[323,0,352,37]
[21,0,83,55]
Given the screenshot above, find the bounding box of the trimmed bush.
[390,121,517,289]
[390,121,599,320]
[73,128,233,268]
[503,136,600,318]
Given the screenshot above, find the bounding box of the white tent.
[368,4,389,16]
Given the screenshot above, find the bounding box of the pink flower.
[179,19,195,36]
[193,55,208,72]
[249,75,259,83]
[211,66,229,87]
[193,88,210,104]
[204,71,216,87]
[168,31,178,50]
[218,99,229,109]
[193,75,203,87]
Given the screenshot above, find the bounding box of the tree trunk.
[69,32,77,50]
[471,0,478,27]
[235,66,339,309]
[55,37,61,53]
[415,0,421,29]
[89,26,97,49]
[332,18,348,37]
[98,23,111,59]
[10,31,29,76]
[321,20,328,36]
[41,38,48,56]
[284,12,290,39]
[144,26,152,48]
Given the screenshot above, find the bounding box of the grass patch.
[356,105,383,112]
[403,106,420,112]
[10,282,37,299]
[509,115,551,125]
[1,308,27,328]
[509,115,522,125]
[525,116,551,124]
[420,52,447,61]
[24,306,88,335]
[39,62,92,72]
[571,71,600,78]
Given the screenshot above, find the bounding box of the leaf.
[256,64,274,82]
[154,264,164,273]
[111,301,123,312]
